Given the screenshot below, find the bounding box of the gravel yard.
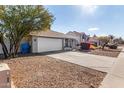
[89,48,122,57]
[80,48,122,58]
[0,56,106,88]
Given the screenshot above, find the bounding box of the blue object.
[21,43,30,54]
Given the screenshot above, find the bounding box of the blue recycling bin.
[21,43,30,54]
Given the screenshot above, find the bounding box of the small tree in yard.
[0,5,54,58]
[98,36,110,50]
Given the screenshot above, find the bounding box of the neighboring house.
[30,30,78,53]
[66,31,82,44]
[66,31,89,44]
[88,35,102,46]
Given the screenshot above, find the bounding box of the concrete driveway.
[47,51,116,73]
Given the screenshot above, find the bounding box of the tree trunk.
[9,39,12,56]
[102,45,105,50]
[9,40,15,57]
[15,43,19,56]
[102,42,107,50]
[12,42,20,58]
[0,42,9,59]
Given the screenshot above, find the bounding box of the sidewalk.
[100,47,124,88]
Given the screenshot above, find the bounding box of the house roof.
[88,37,99,42]
[66,31,86,36]
[30,30,77,39]
[67,31,81,36]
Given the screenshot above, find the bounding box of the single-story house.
[30,30,78,53]
[0,30,78,54]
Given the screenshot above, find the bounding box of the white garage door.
[37,37,63,53]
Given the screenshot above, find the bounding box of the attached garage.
[32,36,63,53]
[30,30,78,53]
[31,30,65,53]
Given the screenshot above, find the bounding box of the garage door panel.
[37,37,62,52]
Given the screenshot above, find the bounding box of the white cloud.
[81,5,98,15]
[88,27,99,31]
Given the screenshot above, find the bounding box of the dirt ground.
[0,56,106,88]
[89,48,122,57]
[80,47,122,58]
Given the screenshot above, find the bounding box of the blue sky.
[45,5,124,38]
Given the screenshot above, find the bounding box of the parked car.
[106,43,118,49]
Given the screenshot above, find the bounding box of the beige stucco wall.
[32,36,38,53]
